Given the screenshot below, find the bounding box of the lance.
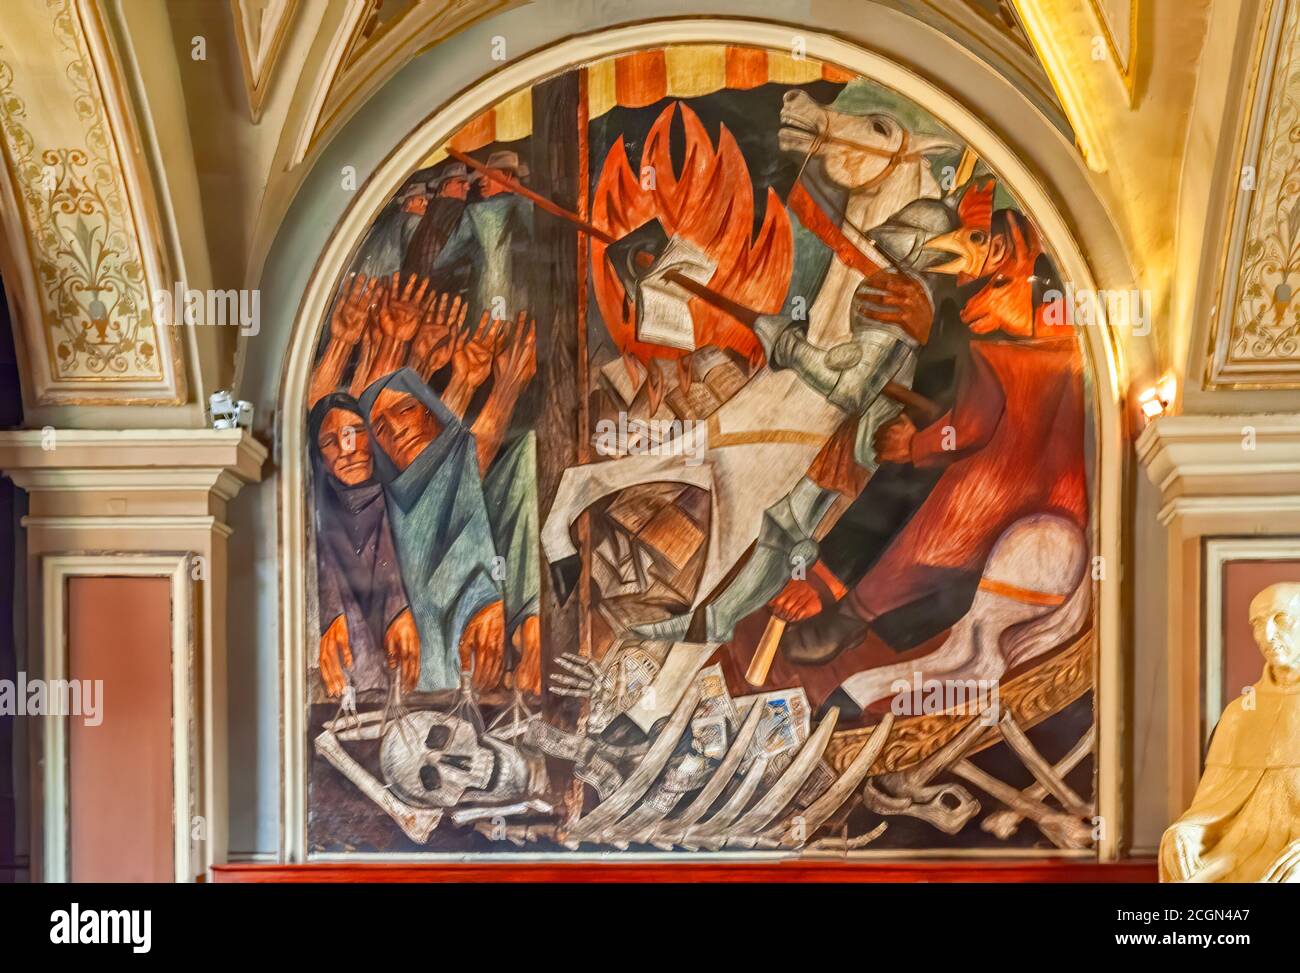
[446,146,930,409]
[448,147,943,679]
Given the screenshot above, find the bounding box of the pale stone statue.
[1160,582,1300,882]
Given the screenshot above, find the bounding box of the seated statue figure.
[1160,582,1300,882]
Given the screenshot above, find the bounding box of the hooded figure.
[309,393,410,693]
[358,369,501,691]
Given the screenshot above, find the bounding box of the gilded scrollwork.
[826,630,1094,775]
[1210,0,1300,385]
[0,0,176,398]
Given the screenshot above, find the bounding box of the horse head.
[778,89,960,221]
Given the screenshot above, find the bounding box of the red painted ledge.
[212,859,1158,883]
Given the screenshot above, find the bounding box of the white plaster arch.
[259,15,1135,862]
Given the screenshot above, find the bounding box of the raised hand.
[451,311,503,394]
[330,273,378,345]
[491,311,537,395]
[377,272,433,342]
[409,292,467,379]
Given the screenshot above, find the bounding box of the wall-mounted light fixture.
[1137,374,1177,423]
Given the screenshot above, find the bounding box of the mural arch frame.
[271,17,1130,864]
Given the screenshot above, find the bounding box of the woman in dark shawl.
[358,368,504,692]
[309,392,418,697]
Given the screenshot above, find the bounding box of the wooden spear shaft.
[449,145,943,685]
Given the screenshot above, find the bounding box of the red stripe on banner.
[725,46,768,89]
[449,110,495,152]
[615,50,668,107]
[822,62,856,83]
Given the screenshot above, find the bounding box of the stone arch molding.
[264,17,1133,862]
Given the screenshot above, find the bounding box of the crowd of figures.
[308,151,542,701]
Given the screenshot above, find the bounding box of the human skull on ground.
[380,711,529,809]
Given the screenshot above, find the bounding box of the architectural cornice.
[1136,413,1300,517]
[0,428,266,483]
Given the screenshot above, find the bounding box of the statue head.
[1249,583,1300,675]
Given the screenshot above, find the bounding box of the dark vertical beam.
[528,70,588,714]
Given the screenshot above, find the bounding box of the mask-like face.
[381,712,494,808]
[369,389,442,472]
[477,169,511,198]
[1250,591,1300,673]
[439,177,468,200]
[379,711,530,809]
[961,212,1041,337]
[925,226,991,278]
[317,408,373,485]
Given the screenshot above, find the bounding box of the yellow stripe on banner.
[494,87,533,143]
[665,45,727,98]
[767,51,825,85]
[978,577,1068,606]
[587,56,617,121]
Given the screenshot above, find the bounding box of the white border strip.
[277,21,1127,862]
[41,554,196,883]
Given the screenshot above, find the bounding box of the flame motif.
[591,102,793,376]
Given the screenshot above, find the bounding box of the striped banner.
[424,45,854,165]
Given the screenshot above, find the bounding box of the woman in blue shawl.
[358,368,504,691]
[309,392,417,696]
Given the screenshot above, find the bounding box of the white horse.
[542,93,960,611]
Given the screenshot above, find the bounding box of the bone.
[859,708,992,834]
[649,698,769,849]
[474,821,559,847]
[767,713,894,848]
[564,682,702,842]
[982,725,1095,839]
[679,755,769,849]
[449,799,554,827]
[722,707,841,848]
[314,730,442,843]
[861,778,980,834]
[950,759,1092,849]
[995,712,1090,816]
[807,821,889,853]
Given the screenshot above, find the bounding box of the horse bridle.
[797,123,922,191]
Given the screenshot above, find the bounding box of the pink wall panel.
[66,576,174,883]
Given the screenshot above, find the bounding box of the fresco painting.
[305,45,1096,855]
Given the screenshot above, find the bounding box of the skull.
[380,712,493,808]
[380,711,533,810]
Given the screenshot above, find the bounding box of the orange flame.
[591,102,793,369]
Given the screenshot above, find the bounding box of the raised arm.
[407,293,467,381]
[308,273,377,408]
[443,312,502,419]
[366,273,436,382]
[470,312,536,473]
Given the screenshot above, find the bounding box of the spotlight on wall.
[209,390,253,430]
[1137,375,1177,423]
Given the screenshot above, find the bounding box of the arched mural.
[303,44,1096,856]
